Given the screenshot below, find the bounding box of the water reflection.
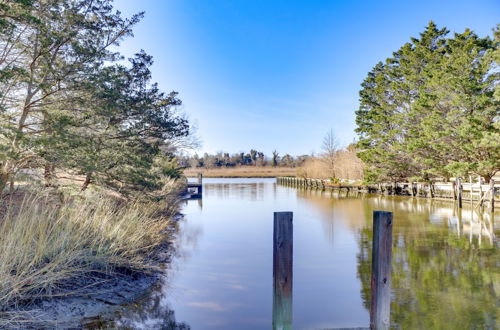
[100,179,498,329]
[112,283,190,330]
[353,199,498,329]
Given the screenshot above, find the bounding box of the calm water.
[108,178,499,329]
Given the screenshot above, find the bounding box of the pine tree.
[356,22,499,182]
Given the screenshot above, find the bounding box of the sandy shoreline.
[2,217,181,329]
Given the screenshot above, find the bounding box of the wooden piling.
[490,179,495,212]
[273,212,293,330]
[197,173,203,196]
[457,177,463,208]
[370,211,393,330]
[469,176,473,202]
[479,179,484,207]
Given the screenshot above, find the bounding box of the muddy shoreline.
[2,215,183,330]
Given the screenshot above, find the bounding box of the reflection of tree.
[292,189,499,328]
[295,189,371,247]
[112,287,190,329]
[356,220,499,329]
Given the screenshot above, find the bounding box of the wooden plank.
[370,211,393,330]
[273,212,293,330]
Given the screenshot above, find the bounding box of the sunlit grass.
[0,187,178,311]
[184,166,297,178]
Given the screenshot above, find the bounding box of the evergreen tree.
[356,22,499,182]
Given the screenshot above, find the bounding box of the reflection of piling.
[370,211,393,330]
[273,212,293,330]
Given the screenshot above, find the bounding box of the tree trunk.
[44,162,56,187]
[81,172,92,191]
[0,170,10,196]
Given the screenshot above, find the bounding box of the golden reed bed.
[184,166,297,178]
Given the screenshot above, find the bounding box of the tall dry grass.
[0,186,179,311]
[298,146,365,181]
[297,158,330,179]
[184,166,297,178]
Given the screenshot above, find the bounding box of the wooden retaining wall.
[276,177,498,210]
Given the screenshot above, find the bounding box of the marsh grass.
[298,148,364,181]
[184,166,297,178]
[0,186,178,311]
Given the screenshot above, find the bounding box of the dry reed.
[184,166,297,178]
[0,188,177,311]
[298,147,364,181]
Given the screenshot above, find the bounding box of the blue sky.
[113,0,499,156]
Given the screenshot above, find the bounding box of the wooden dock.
[276,177,498,211]
[186,173,203,199]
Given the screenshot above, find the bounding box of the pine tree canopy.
[355,22,499,182]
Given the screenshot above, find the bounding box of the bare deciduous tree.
[321,129,340,179]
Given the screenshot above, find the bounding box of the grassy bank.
[0,181,183,325]
[184,166,297,178]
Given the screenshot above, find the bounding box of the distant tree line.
[180,149,311,168]
[356,22,499,183]
[0,0,190,196]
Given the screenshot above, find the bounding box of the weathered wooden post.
[469,176,473,202]
[479,177,484,207]
[273,212,293,330]
[370,211,393,330]
[457,177,463,208]
[197,173,203,184]
[452,181,457,200]
[490,179,495,212]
